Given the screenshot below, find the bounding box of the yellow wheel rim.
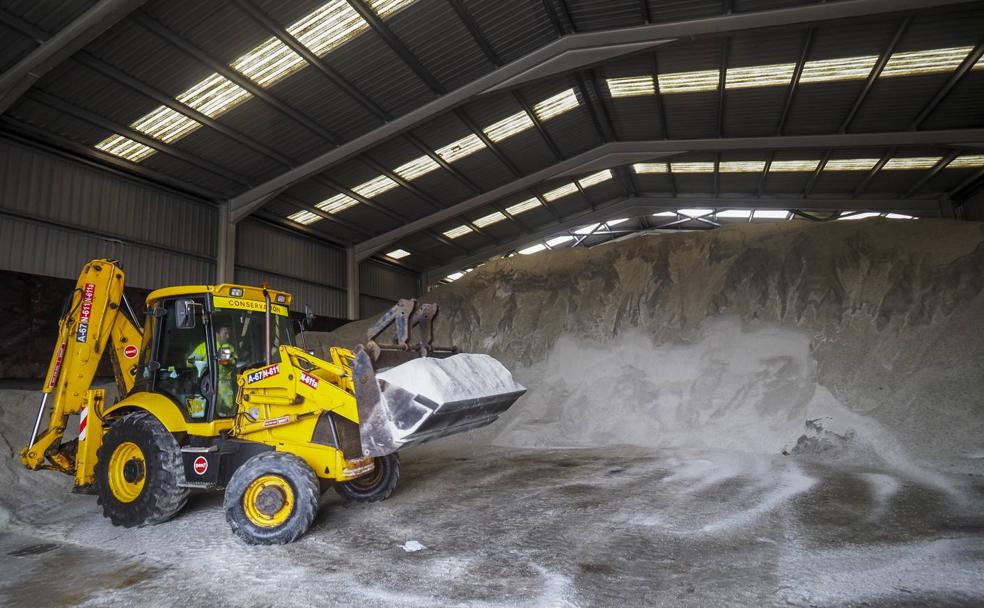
[243,475,295,528]
[107,441,146,503]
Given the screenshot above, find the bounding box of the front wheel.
[224,451,320,545]
[95,412,189,527]
[335,453,400,504]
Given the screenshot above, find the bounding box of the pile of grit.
[311,219,984,477]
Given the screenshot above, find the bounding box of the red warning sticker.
[123,344,139,359]
[193,456,208,475]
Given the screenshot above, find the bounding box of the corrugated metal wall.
[235,219,347,317]
[360,259,420,317]
[0,138,216,288]
[0,137,421,318]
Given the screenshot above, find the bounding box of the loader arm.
[21,259,143,477]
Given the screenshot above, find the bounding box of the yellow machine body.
[21,258,523,543]
[22,259,372,491]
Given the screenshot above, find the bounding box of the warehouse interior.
[1,0,983,606]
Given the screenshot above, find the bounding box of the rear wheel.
[224,452,320,545]
[95,412,189,527]
[335,453,400,504]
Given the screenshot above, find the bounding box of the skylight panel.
[443,225,473,239]
[369,0,418,17]
[633,162,669,174]
[753,209,789,219]
[95,135,156,162]
[445,271,464,281]
[288,209,321,225]
[726,63,795,89]
[606,218,629,227]
[658,69,720,94]
[473,211,507,228]
[800,54,878,83]
[574,223,601,235]
[769,159,820,172]
[547,235,575,247]
[386,248,410,259]
[232,37,307,87]
[505,198,541,215]
[881,46,975,78]
[436,133,486,163]
[837,211,881,220]
[577,169,613,188]
[393,155,441,181]
[678,208,714,218]
[883,156,942,170]
[519,243,547,255]
[824,158,880,171]
[653,211,676,217]
[353,174,399,199]
[885,213,916,220]
[483,110,535,143]
[315,192,359,214]
[93,0,420,163]
[717,209,751,219]
[177,74,252,118]
[671,162,715,173]
[543,183,578,201]
[131,106,202,143]
[719,161,767,173]
[607,75,656,97]
[533,89,580,121]
[947,155,984,169]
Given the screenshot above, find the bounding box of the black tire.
[224,451,320,545]
[334,453,400,504]
[95,411,189,527]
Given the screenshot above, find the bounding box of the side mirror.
[303,305,316,329]
[175,300,196,329]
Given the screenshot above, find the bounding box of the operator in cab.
[188,325,238,417]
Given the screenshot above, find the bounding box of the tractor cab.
[137,285,294,423]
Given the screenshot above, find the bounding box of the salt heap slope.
[313,219,984,475]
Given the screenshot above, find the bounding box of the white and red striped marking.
[78,406,89,440]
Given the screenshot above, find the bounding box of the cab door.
[148,297,216,421]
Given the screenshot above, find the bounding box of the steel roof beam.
[232,0,496,240]
[0,0,148,114]
[840,17,910,132]
[910,36,984,129]
[226,0,959,221]
[354,129,984,259]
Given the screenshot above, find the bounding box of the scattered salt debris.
[401,540,426,552]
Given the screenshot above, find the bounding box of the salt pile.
[377,353,525,404]
[314,219,984,476]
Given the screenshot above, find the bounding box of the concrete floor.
[2,447,983,607]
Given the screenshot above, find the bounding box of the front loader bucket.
[352,347,525,457]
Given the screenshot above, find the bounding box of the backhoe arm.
[21,259,142,475]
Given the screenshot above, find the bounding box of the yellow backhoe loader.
[20,259,524,544]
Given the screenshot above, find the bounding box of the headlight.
[229,287,244,297]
